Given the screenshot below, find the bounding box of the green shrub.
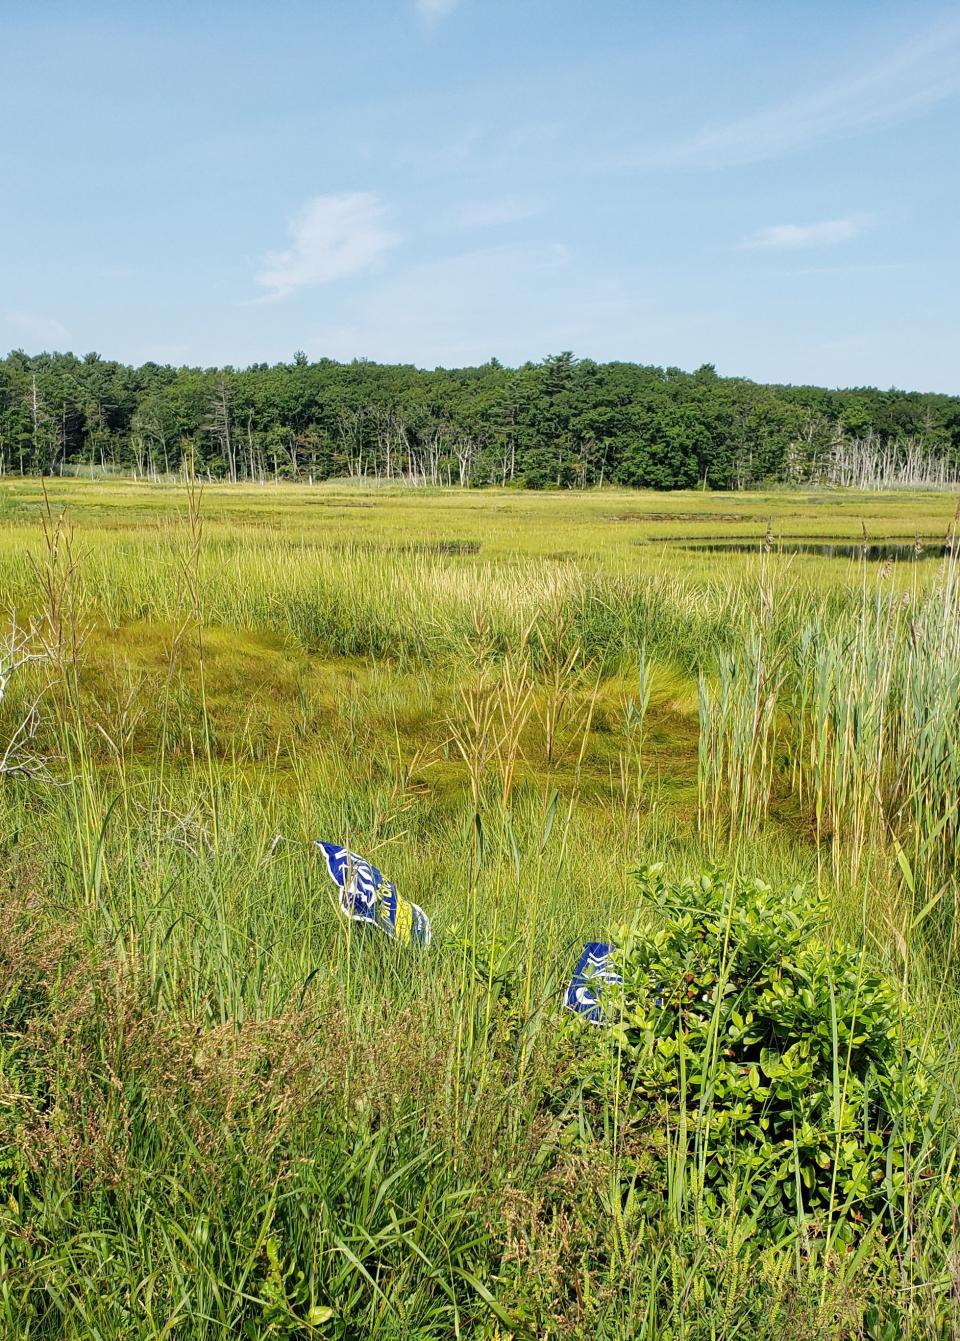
[579,867,944,1242]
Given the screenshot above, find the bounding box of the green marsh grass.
[0,480,958,1338]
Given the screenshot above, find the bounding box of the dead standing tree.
[827,432,960,489]
[27,375,61,475]
[207,375,237,483]
[373,406,410,480]
[454,430,476,486]
[336,406,367,478]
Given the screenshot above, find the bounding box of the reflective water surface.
[678,539,951,562]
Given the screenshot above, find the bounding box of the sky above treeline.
[2,1,959,391]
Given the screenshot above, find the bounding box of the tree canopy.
[2,348,958,488]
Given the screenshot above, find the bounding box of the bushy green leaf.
[576,868,943,1241]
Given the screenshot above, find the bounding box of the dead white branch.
[0,614,53,781]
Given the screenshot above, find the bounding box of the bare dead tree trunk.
[827,431,959,489]
[209,376,236,482]
[246,408,257,482]
[456,434,474,487]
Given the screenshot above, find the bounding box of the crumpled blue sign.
[316,841,432,945]
[564,942,622,1025]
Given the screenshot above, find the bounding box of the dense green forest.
[3,347,959,489]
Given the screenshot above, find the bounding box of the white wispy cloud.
[255,193,398,301]
[415,0,462,24]
[3,310,70,345]
[740,217,869,251]
[447,197,539,228]
[649,16,960,168]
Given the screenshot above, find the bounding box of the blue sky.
[2,0,958,390]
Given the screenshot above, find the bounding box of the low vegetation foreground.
[1,480,959,1339]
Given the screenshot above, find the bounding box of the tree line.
[2,347,959,489]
